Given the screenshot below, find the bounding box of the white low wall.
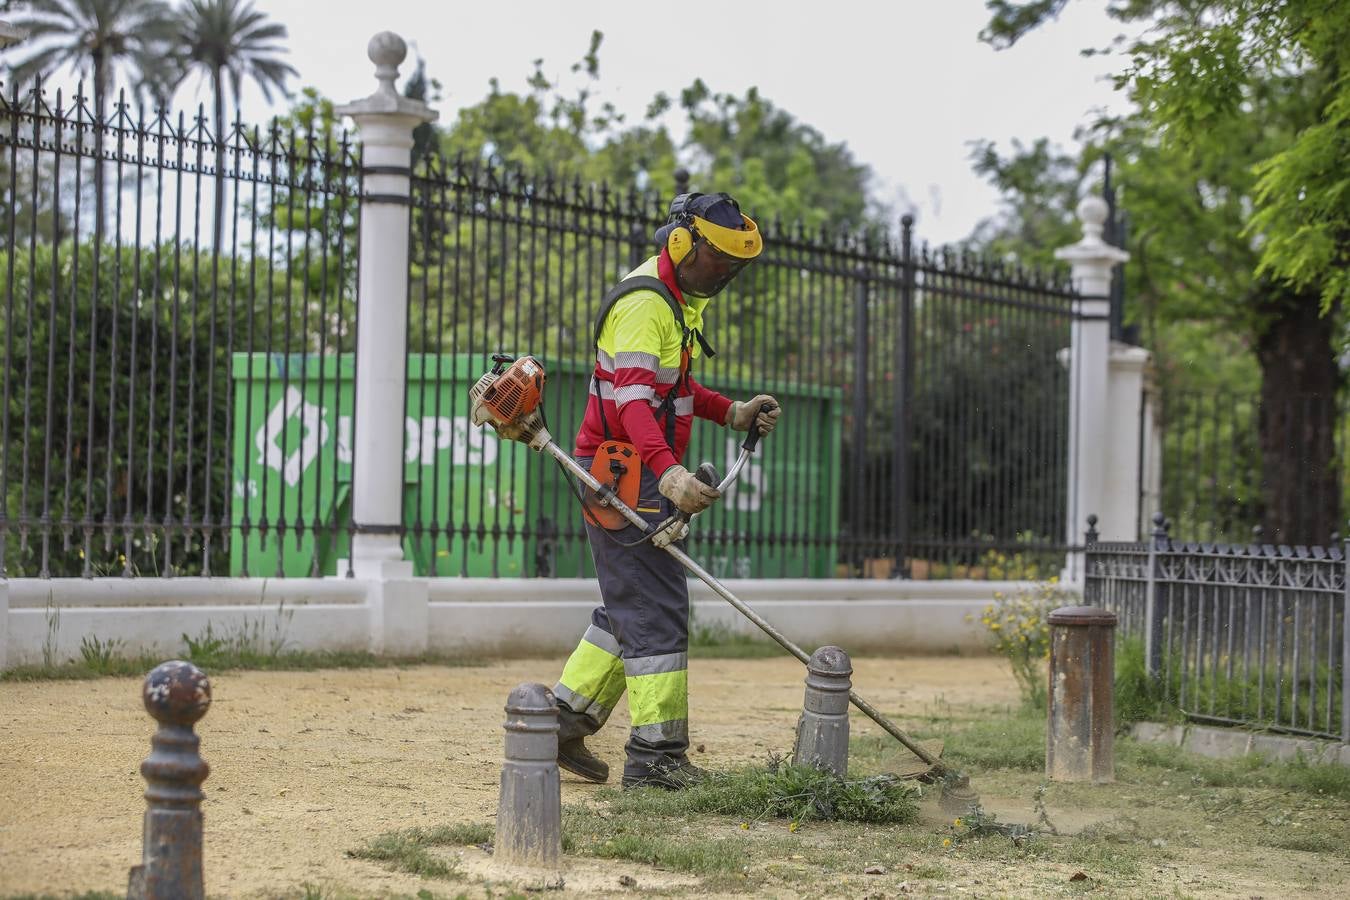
[2,579,369,669]
[427,578,1009,656]
[1,576,1046,670]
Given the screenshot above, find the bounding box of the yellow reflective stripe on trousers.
[625,668,688,727]
[557,628,625,719]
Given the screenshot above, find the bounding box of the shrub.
[974,580,1079,710]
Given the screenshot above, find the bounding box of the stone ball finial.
[142,660,211,727]
[1077,195,1109,230]
[368,32,407,92]
[369,31,407,68]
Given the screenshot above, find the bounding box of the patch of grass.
[909,861,948,879]
[1114,637,1342,736]
[0,654,164,681]
[424,822,495,846]
[591,831,743,874]
[1114,636,1181,724]
[348,824,494,879]
[0,649,482,682]
[2,894,122,900]
[1060,835,1145,877]
[78,634,129,674]
[561,804,747,877]
[600,761,920,824]
[1119,738,1350,799]
[295,886,464,900]
[899,706,1045,773]
[1258,829,1347,855]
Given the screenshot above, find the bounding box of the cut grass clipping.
[606,758,921,825]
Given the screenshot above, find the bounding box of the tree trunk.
[1253,284,1342,545]
[92,54,106,242]
[212,66,226,251]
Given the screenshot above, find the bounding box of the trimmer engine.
[469,354,552,449]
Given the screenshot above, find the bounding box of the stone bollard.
[127,660,211,900]
[1046,606,1117,783]
[495,683,563,869]
[792,646,852,777]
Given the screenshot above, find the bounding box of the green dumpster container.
[230,353,840,578]
[229,353,528,577]
[518,358,843,580]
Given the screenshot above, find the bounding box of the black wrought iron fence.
[403,156,1079,579]
[0,79,362,577]
[1154,389,1350,545]
[1086,514,1348,741]
[1,78,1083,579]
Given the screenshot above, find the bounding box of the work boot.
[622,759,708,791]
[558,737,609,783]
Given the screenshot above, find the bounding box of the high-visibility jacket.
[573,250,732,476]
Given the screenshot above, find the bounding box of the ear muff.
[663,192,701,263]
[667,221,694,264]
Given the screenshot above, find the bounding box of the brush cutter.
[470,354,979,809]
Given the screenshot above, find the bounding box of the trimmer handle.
[674,462,722,525]
[741,400,778,452]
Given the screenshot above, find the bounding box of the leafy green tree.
[964,137,1090,269]
[0,238,320,576]
[8,0,177,236]
[168,0,297,247]
[978,0,1348,543]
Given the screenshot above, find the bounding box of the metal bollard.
[1046,606,1117,783]
[127,660,211,900]
[495,683,563,869]
[792,646,852,777]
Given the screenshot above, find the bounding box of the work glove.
[650,515,690,549]
[726,394,781,435]
[658,464,722,515]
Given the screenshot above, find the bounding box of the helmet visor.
[675,238,752,298]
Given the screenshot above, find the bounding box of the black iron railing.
[0,79,362,577]
[1087,513,1349,741]
[1153,389,1350,545]
[402,155,1079,578]
[2,79,1081,578]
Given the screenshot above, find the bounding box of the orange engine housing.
[480,356,545,427]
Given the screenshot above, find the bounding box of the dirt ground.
[1,656,1345,899]
[0,656,1002,898]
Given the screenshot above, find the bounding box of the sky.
[26,0,1144,247]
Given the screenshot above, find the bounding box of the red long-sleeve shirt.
[573,250,733,476]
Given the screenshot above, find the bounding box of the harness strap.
[593,276,706,450]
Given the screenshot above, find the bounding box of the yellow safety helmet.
[656,192,763,297]
[659,192,762,263]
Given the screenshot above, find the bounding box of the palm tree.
[9,0,176,237]
[171,0,296,248]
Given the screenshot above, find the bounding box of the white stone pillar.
[336,32,437,576]
[1056,197,1129,578]
[1102,342,1154,541]
[0,580,9,671]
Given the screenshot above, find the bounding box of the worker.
[552,190,781,790]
